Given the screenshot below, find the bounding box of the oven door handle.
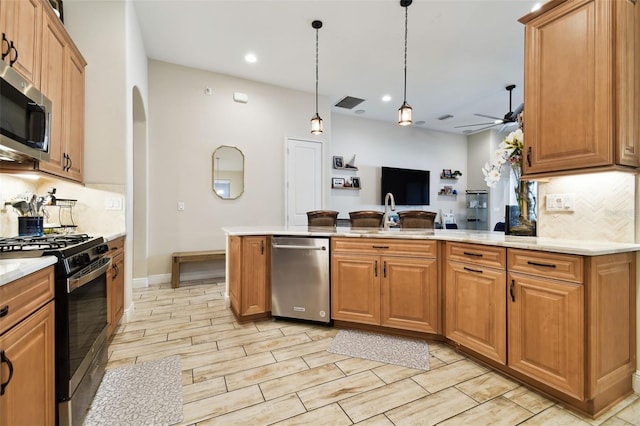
[67,257,112,293]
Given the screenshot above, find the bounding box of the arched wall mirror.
[212,145,244,199]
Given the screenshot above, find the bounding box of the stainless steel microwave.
[0,61,51,162]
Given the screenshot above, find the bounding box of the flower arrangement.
[482,128,523,187]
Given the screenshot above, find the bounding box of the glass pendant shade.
[311,113,323,135]
[398,101,412,126]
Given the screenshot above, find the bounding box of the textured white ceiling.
[133,0,539,134]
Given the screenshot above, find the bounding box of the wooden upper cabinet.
[519,0,639,177]
[0,0,42,86]
[38,6,85,182]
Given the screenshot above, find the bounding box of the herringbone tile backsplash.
[537,172,636,243]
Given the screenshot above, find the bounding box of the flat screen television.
[380,166,430,205]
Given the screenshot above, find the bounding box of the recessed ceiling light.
[381,95,391,102]
[354,109,366,114]
[244,53,257,63]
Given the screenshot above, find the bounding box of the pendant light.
[398,0,413,126]
[311,20,323,135]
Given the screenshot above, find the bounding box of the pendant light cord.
[403,5,408,103]
[315,26,319,114]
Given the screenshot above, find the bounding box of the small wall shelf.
[440,169,462,179]
[334,166,359,171]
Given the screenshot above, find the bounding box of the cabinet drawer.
[332,238,437,258]
[446,242,506,269]
[508,249,583,283]
[0,267,54,335]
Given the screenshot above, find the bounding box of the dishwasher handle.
[272,244,327,251]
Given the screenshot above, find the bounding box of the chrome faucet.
[383,192,396,230]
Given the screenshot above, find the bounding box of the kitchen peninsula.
[225,226,639,418]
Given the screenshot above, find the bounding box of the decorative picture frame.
[351,177,361,188]
[333,156,344,169]
[49,0,64,22]
[444,185,453,195]
[332,177,345,188]
[442,169,452,178]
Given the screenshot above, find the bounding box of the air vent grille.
[334,96,365,109]
[438,114,454,121]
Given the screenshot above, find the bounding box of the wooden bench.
[171,250,226,288]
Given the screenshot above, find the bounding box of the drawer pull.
[527,261,557,269]
[372,245,389,249]
[0,305,8,318]
[463,252,483,257]
[0,350,14,396]
[463,266,483,274]
[510,280,516,302]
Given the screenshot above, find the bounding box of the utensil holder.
[18,216,44,237]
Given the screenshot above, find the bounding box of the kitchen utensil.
[12,200,30,216]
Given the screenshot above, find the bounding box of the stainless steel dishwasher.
[271,236,330,324]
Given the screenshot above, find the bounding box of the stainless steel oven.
[0,234,110,426]
[57,255,111,426]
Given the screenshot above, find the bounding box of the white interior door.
[286,138,323,226]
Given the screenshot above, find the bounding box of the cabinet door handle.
[111,263,119,279]
[526,146,532,168]
[0,305,8,318]
[0,350,14,396]
[374,260,378,277]
[67,155,73,172]
[1,33,9,60]
[260,240,264,255]
[527,261,556,269]
[510,280,516,302]
[463,252,483,257]
[372,245,389,249]
[383,261,387,278]
[8,41,17,66]
[463,266,483,274]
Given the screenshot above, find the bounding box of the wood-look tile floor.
[106,280,640,425]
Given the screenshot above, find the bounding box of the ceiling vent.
[437,114,454,121]
[334,96,365,109]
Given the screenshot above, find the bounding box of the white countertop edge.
[0,256,57,287]
[222,226,640,256]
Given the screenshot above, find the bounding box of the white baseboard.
[132,277,149,288]
[633,370,640,394]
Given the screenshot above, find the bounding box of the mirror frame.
[212,145,245,200]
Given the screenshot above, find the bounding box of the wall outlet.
[546,193,575,212]
[177,201,185,211]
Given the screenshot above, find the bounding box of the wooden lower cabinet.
[506,249,636,416]
[446,260,507,364]
[508,272,585,400]
[0,267,55,426]
[331,238,439,334]
[107,236,125,338]
[228,235,270,319]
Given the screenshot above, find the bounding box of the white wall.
[146,60,330,275]
[330,114,468,225]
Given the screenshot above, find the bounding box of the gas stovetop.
[0,234,95,253]
[0,234,107,265]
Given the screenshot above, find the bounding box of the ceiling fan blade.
[465,123,500,133]
[474,113,503,121]
[454,122,496,129]
[497,122,517,134]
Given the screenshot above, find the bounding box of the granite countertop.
[222,226,640,256]
[0,256,57,287]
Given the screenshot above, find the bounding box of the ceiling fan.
[455,84,524,134]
